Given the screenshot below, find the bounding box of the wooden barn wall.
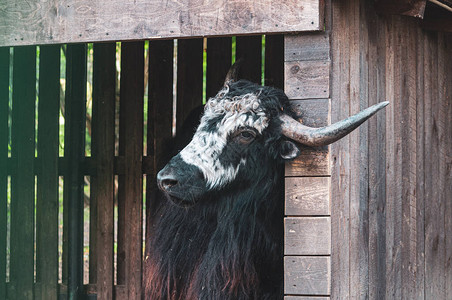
[330,0,452,299]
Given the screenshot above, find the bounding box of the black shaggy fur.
[145,80,298,300]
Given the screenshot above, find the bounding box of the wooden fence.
[0,35,284,299]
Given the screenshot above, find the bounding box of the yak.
[144,65,388,300]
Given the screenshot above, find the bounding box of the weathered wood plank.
[284,256,330,295]
[285,177,330,216]
[9,46,36,300]
[330,1,351,298]
[206,37,232,99]
[285,147,329,177]
[176,39,203,133]
[367,7,387,300]
[284,33,330,62]
[289,99,329,127]
[144,40,174,298]
[91,42,116,299]
[36,45,60,300]
[445,33,452,300]
[0,0,323,47]
[117,41,144,299]
[236,36,263,84]
[284,217,331,255]
[284,61,330,100]
[0,47,9,300]
[375,0,427,18]
[264,34,284,89]
[64,44,87,299]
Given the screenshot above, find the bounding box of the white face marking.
[179,88,269,189]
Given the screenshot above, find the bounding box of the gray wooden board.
[285,177,330,216]
[0,0,323,47]
[284,256,330,295]
[285,61,330,100]
[289,99,329,127]
[284,217,331,255]
[284,33,330,62]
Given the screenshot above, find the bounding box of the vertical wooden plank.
[0,47,9,300]
[445,34,452,300]
[9,45,36,300]
[91,42,116,300]
[145,40,174,298]
[118,41,144,299]
[265,34,284,89]
[236,36,262,84]
[36,45,60,300]
[64,44,87,300]
[330,1,351,298]
[424,30,443,300]
[176,38,203,133]
[206,37,232,98]
[367,8,387,300]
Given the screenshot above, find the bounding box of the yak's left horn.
[280,101,389,147]
[223,58,243,86]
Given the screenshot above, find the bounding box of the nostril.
[162,179,178,190]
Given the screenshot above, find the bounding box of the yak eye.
[233,129,257,144]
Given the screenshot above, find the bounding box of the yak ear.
[279,140,300,160]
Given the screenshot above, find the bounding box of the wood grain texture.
[285,147,329,177]
[10,46,36,300]
[285,177,330,216]
[284,256,330,295]
[284,33,330,62]
[285,61,330,100]
[0,0,322,47]
[36,45,60,300]
[284,217,331,255]
[91,42,116,299]
[0,47,8,300]
[117,41,144,299]
[289,99,329,127]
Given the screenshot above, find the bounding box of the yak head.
[157,64,388,207]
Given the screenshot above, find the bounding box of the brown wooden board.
[36,45,60,300]
[0,0,323,47]
[117,41,144,299]
[285,147,329,177]
[206,37,232,99]
[0,47,9,300]
[284,33,330,62]
[176,39,203,133]
[374,0,426,18]
[9,46,36,299]
[445,34,452,300]
[284,217,331,255]
[91,42,116,299]
[284,256,330,295]
[264,34,284,89]
[285,177,330,216]
[64,44,87,299]
[144,40,174,297]
[236,36,263,84]
[289,99,329,127]
[284,61,330,100]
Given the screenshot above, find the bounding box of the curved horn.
[280,101,389,147]
[223,58,243,86]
